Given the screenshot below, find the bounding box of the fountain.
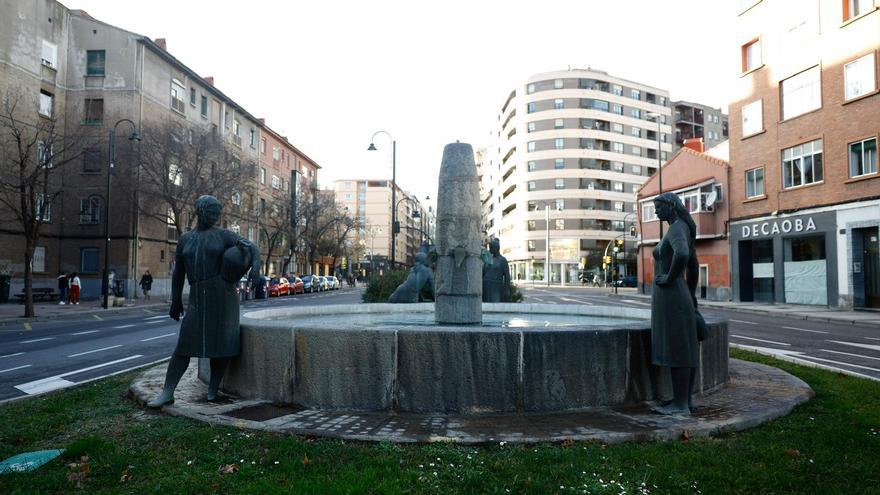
[195,143,730,415]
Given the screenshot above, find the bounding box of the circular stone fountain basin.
[200,303,728,415]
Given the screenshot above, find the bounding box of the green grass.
[1,349,878,494]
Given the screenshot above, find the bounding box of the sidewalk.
[0,297,169,326]
[607,291,880,328]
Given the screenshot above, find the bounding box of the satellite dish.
[705,189,718,207]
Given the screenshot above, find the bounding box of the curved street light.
[367,130,397,268]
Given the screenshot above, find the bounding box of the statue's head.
[415,252,428,266]
[652,192,686,223]
[489,237,500,255]
[195,195,222,228]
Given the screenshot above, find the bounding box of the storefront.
[730,211,838,306]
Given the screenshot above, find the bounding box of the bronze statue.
[388,252,435,303]
[482,238,510,302]
[147,195,261,407]
[650,192,701,416]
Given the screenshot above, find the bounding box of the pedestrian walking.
[69,272,81,304]
[139,269,153,301]
[57,272,68,304]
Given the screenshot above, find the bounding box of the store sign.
[549,239,579,261]
[741,217,817,239]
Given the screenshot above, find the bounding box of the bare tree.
[295,191,358,274]
[258,195,290,275]
[137,120,253,239]
[0,89,92,316]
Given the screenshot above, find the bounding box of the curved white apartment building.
[481,69,673,284]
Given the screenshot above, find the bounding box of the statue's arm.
[169,237,186,320]
[686,247,700,308]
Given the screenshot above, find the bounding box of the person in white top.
[69,272,81,304]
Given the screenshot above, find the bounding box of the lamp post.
[368,131,396,268]
[395,194,430,261]
[103,119,141,309]
[647,112,665,238]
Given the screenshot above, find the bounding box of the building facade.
[672,100,729,152]
[729,0,879,308]
[481,69,674,285]
[0,1,321,298]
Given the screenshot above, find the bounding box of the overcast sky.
[69,0,737,204]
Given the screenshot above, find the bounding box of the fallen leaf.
[680,430,690,442]
[120,468,131,483]
[561,439,575,447]
[785,449,801,458]
[302,455,311,466]
[218,463,239,475]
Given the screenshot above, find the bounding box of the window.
[555,199,564,210]
[613,182,624,192]
[632,165,642,175]
[631,127,642,138]
[79,196,102,224]
[528,240,536,251]
[231,191,241,205]
[554,119,564,129]
[171,78,185,113]
[82,149,101,172]
[189,87,196,106]
[554,98,564,109]
[41,40,57,68]
[528,181,536,191]
[224,110,231,129]
[527,161,536,171]
[527,141,536,152]
[527,220,536,231]
[168,163,182,186]
[260,167,266,184]
[555,219,565,230]
[527,83,536,94]
[230,222,240,235]
[84,98,103,124]
[554,158,565,169]
[591,100,610,112]
[746,167,765,198]
[249,128,256,148]
[680,191,700,213]
[611,104,623,115]
[632,145,642,156]
[554,138,564,149]
[741,38,762,72]
[612,142,624,153]
[554,79,564,89]
[844,0,874,20]
[782,139,823,188]
[35,195,50,222]
[631,89,641,100]
[555,178,565,189]
[612,161,625,172]
[527,102,536,113]
[272,175,282,189]
[200,95,208,118]
[83,49,106,77]
[166,208,178,241]
[272,147,280,160]
[642,203,657,221]
[631,108,641,119]
[849,137,878,177]
[781,66,821,120]
[81,247,100,273]
[39,90,53,117]
[614,201,624,212]
[612,123,624,134]
[260,137,267,154]
[844,53,876,101]
[612,84,623,96]
[32,246,46,273]
[527,122,536,132]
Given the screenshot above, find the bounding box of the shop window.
[784,235,827,305]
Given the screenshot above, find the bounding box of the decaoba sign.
[741,217,817,239]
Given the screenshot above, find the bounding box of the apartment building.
[334,179,433,273]
[672,100,729,152]
[481,69,673,284]
[0,1,321,297]
[728,0,879,308]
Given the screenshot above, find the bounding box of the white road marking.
[866,337,880,341]
[71,330,99,336]
[0,364,31,374]
[559,297,591,305]
[799,355,880,373]
[0,352,24,359]
[143,315,167,321]
[622,299,650,305]
[14,354,144,395]
[730,334,791,346]
[145,320,165,325]
[735,344,879,381]
[827,340,880,352]
[140,333,176,342]
[730,319,758,325]
[782,326,828,334]
[820,349,880,362]
[67,345,122,358]
[20,337,53,344]
[113,324,135,329]
[531,297,545,302]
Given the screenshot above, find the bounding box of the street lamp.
[395,194,430,261]
[103,119,141,309]
[646,112,665,238]
[367,130,396,269]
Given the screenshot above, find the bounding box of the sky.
[68,0,738,206]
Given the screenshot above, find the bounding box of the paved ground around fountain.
[129,359,812,444]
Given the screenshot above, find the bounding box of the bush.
[362,270,409,303]
[505,282,523,303]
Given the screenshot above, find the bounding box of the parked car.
[267,277,290,297]
[611,275,638,288]
[289,277,304,295]
[314,276,327,292]
[324,276,339,290]
[301,275,317,293]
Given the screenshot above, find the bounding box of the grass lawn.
[0,349,878,494]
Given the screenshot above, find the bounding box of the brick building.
[729,0,879,308]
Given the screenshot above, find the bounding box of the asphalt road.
[524,286,880,381]
[0,287,363,402]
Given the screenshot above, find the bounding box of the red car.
[267,277,290,297]
[289,277,304,295]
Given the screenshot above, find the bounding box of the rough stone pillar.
[434,142,483,324]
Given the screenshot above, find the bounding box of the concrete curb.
[130,359,814,444]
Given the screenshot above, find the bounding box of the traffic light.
[603,255,611,265]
